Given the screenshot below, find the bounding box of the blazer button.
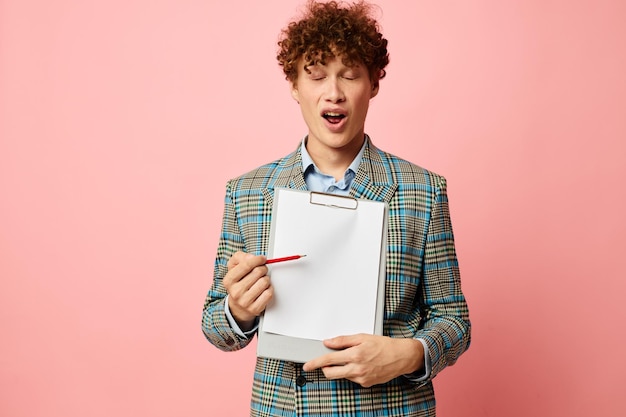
[296,375,308,387]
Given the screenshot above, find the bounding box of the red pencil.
[265,254,307,264]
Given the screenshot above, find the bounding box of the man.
[202,1,471,415]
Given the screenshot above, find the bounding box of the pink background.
[1,1,625,416]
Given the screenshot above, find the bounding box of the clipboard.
[257,188,387,363]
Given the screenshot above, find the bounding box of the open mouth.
[323,112,346,124]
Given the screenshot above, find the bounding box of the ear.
[370,80,380,99]
[290,81,300,103]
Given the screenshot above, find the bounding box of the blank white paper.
[261,189,385,341]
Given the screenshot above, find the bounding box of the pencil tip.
[300,254,307,257]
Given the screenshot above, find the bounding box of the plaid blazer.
[202,139,471,416]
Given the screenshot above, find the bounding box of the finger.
[304,335,366,371]
[224,258,268,289]
[323,334,363,350]
[226,251,246,270]
[303,349,350,372]
[227,251,266,271]
[226,267,270,304]
[231,274,272,308]
[319,363,356,382]
[245,284,274,316]
[227,276,273,321]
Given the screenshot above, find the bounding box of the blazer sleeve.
[201,180,254,351]
[414,175,471,380]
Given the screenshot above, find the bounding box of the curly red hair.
[277,0,389,84]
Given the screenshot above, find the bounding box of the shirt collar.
[300,135,369,176]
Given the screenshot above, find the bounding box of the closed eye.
[342,71,360,80]
[308,70,326,81]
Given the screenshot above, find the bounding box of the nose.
[324,77,345,103]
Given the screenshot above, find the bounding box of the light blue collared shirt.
[300,136,367,195]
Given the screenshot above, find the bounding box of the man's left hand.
[302,334,424,388]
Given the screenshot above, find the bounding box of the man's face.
[291,55,379,159]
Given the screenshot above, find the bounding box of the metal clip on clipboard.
[309,191,358,210]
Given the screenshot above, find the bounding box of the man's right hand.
[223,251,273,331]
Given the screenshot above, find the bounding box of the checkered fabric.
[202,139,471,416]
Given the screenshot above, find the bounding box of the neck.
[305,135,365,181]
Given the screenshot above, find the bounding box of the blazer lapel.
[261,145,308,207]
[350,140,398,203]
[262,140,397,206]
